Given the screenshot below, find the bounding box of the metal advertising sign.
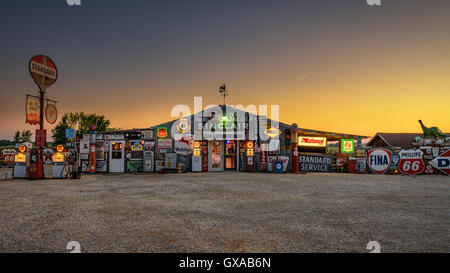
[158,138,172,149]
[35,129,47,147]
[428,150,450,175]
[29,55,58,91]
[397,149,425,175]
[142,130,154,140]
[26,96,40,125]
[340,139,355,153]
[80,139,90,153]
[45,104,58,124]
[298,153,333,172]
[174,136,194,155]
[298,136,327,147]
[366,148,392,174]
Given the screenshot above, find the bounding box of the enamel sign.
[366,148,392,174]
[29,55,58,91]
[397,149,425,175]
[428,150,450,175]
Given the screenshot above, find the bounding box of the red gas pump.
[88,125,97,174]
[28,148,43,180]
[246,141,255,172]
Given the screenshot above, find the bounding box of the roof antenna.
[219,83,228,106]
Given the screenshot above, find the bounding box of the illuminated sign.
[131,141,144,151]
[264,127,282,138]
[246,141,254,149]
[193,142,201,148]
[341,139,355,153]
[157,127,168,138]
[176,118,191,133]
[19,145,27,153]
[298,136,327,147]
[14,153,26,163]
[56,144,64,153]
[52,153,65,162]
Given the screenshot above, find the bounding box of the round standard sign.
[366,148,392,174]
[29,55,58,91]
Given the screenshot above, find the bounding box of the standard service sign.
[29,55,58,91]
[428,150,450,175]
[366,148,392,174]
[397,149,425,175]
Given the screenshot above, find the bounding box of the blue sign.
[65,128,75,139]
[274,161,284,173]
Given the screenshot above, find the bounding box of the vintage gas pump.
[246,141,255,172]
[52,144,66,178]
[192,141,202,172]
[88,125,97,174]
[143,142,155,173]
[28,148,43,180]
[13,145,27,178]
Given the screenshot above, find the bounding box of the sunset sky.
[0,0,449,140]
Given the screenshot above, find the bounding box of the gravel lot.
[0,167,448,253]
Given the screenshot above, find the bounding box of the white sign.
[80,139,90,153]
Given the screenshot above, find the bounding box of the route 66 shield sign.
[398,149,425,175]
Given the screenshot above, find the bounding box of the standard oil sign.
[29,55,58,91]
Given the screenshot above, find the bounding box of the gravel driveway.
[0,168,448,253]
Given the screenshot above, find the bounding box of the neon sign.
[157,127,168,138]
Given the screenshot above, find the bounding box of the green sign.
[340,139,355,153]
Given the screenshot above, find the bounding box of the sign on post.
[29,55,58,91]
[35,129,47,147]
[65,128,75,139]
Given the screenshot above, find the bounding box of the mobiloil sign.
[366,148,392,174]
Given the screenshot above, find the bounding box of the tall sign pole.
[28,55,58,179]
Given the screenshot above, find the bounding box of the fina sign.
[366,148,392,174]
[298,136,327,147]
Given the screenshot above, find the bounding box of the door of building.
[109,141,125,173]
[208,140,223,171]
[224,140,237,171]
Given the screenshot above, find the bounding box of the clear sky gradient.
[0,0,449,139]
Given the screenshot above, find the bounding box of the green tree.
[52,112,118,144]
[13,131,21,144]
[20,130,32,142]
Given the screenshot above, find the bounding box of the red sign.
[398,149,425,175]
[35,129,47,147]
[3,153,15,165]
[157,127,168,138]
[260,144,268,171]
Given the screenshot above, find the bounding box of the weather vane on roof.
[219,83,228,106]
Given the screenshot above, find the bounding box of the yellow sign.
[264,127,282,138]
[14,153,26,163]
[298,136,327,147]
[52,153,65,162]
